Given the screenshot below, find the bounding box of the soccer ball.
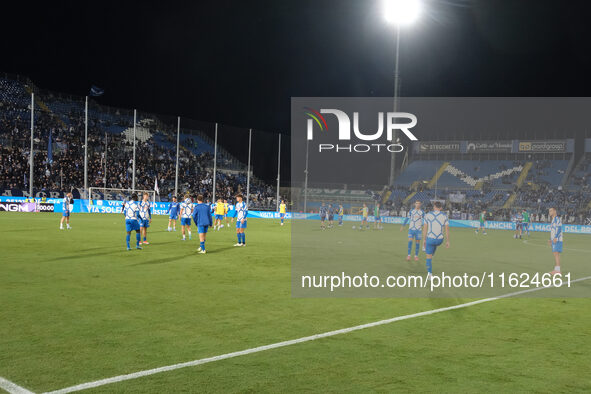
[352,225,356,230]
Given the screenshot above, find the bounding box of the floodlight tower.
[384,0,422,186]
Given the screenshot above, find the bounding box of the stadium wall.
[1,197,590,235]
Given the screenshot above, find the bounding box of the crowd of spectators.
[0,79,278,209]
[378,182,590,224]
[570,156,591,187]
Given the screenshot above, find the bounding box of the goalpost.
[88,187,157,206]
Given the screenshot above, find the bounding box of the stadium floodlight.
[383,0,422,26]
[384,0,422,186]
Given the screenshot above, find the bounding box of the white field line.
[43,275,591,394]
[522,239,590,253]
[0,376,34,394]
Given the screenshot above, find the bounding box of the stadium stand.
[384,150,589,223]
[0,74,277,209]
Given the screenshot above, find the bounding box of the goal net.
[88,188,157,204]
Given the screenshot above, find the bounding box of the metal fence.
[8,82,288,211]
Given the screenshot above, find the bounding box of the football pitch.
[1,212,590,393]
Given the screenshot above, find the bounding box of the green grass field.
[1,212,590,393]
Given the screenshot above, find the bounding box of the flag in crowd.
[89,85,104,97]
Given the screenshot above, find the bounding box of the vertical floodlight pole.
[104,132,107,193]
[246,129,252,206]
[84,96,89,198]
[212,123,218,203]
[175,116,180,197]
[276,133,281,211]
[132,109,137,193]
[304,124,310,213]
[29,93,34,197]
[389,25,401,186]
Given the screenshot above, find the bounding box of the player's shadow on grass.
[204,246,237,254]
[130,253,196,265]
[42,250,122,263]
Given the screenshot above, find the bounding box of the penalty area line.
[44,275,591,394]
[0,376,35,394]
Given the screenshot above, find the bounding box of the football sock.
[426,258,432,274]
[407,241,412,256]
[415,242,420,256]
[242,233,246,244]
[143,236,146,241]
[136,233,141,246]
[237,233,241,243]
[126,234,130,248]
[554,266,561,272]
[200,241,205,251]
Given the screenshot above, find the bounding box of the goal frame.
[88,187,157,204]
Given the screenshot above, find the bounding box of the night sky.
[2,0,591,137]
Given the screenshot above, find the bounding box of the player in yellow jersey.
[359,203,369,230]
[337,204,344,226]
[214,198,225,230]
[279,200,287,226]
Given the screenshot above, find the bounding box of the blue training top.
[192,203,213,227]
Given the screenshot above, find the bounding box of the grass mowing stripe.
[522,239,590,253]
[44,275,591,394]
[0,376,34,394]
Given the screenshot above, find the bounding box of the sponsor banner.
[37,203,55,212]
[466,140,512,153]
[518,140,566,153]
[0,202,37,212]
[448,219,591,234]
[418,141,461,153]
[2,197,590,234]
[0,196,63,204]
[76,200,172,215]
[247,211,292,219]
[292,213,591,234]
[0,189,80,198]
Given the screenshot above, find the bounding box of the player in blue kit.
[180,194,193,241]
[548,207,563,275]
[167,196,180,232]
[513,211,523,239]
[327,203,335,228]
[192,194,213,254]
[59,192,73,230]
[233,194,248,246]
[139,193,152,244]
[319,202,327,230]
[400,201,424,261]
[421,201,450,279]
[224,199,231,228]
[123,193,142,250]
